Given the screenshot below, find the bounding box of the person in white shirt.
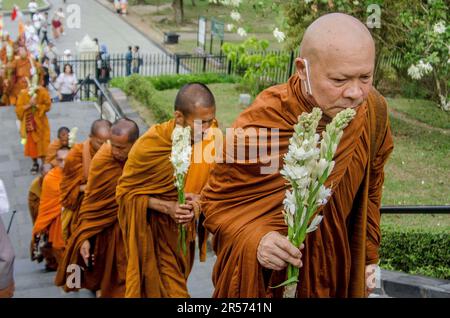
[55,64,77,102]
[28,0,38,20]
[32,11,44,37]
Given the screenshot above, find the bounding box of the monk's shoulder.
[65,143,84,163]
[44,167,62,186]
[368,87,388,112]
[91,143,114,166]
[234,83,289,128]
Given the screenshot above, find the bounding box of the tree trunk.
[172,0,184,25]
[191,0,196,6]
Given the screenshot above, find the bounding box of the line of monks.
[26,82,218,298]
[13,12,395,299]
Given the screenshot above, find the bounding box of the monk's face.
[19,47,27,59]
[295,45,374,118]
[58,131,69,147]
[176,106,216,143]
[110,133,134,162]
[90,129,111,153]
[56,150,69,169]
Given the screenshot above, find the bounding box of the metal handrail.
[381,205,450,214]
[91,77,125,120]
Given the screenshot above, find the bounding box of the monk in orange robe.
[0,32,14,65]
[60,120,112,243]
[15,83,51,174]
[116,83,217,298]
[32,148,70,271]
[45,127,70,167]
[1,38,16,106]
[55,119,140,298]
[201,13,394,298]
[9,47,33,106]
[29,163,53,261]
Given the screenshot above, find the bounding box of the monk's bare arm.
[147,197,174,215]
[148,197,194,224]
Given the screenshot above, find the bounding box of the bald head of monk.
[89,119,112,153]
[174,83,216,143]
[295,13,376,118]
[110,118,140,162]
[56,147,70,169]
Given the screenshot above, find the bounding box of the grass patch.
[2,0,46,11]
[382,115,450,206]
[387,97,450,130]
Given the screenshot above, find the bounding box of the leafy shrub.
[380,225,450,279]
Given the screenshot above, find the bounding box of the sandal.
[30,163,39,175]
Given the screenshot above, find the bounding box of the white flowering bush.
[284,0,449,110]
[170,125,192,255]
[222,37,290,96]
[277,107,356,297]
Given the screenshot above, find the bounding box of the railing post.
[176,54,180,74]
[288,50,295,79]
[203,55,207,73]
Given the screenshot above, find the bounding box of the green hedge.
[148,73,239,91]
[380,225,450,279]
[112,74,171,123]
[110,73,240,123]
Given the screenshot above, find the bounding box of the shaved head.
[110,118,139,162]
[111,118,140,143]
[90,119,112,137]
[300,13,375,65]
[90,119,112,153]
[174,83,216,115]
[295,13,376,118]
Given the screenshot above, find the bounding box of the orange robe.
[15,87,51,159]
[201,75,394,298]
[55,143,126,297]
[28,176,43,224]
[28,176,43,260]
[116,119,215,298]
[60,140,95,242]
[32,167,65,266]
[45,139,63,167]
[9,56,32,106]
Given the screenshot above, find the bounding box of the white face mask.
[0,179,10,215]
[301,58,313,96]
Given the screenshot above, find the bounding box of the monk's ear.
[174,110,185,126]
[295,57,308,81]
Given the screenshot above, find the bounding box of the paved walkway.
[4,0,168,54]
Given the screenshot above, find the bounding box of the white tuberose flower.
[68,127,79,148]
[306,214,323,233]
[170,125,192,188]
